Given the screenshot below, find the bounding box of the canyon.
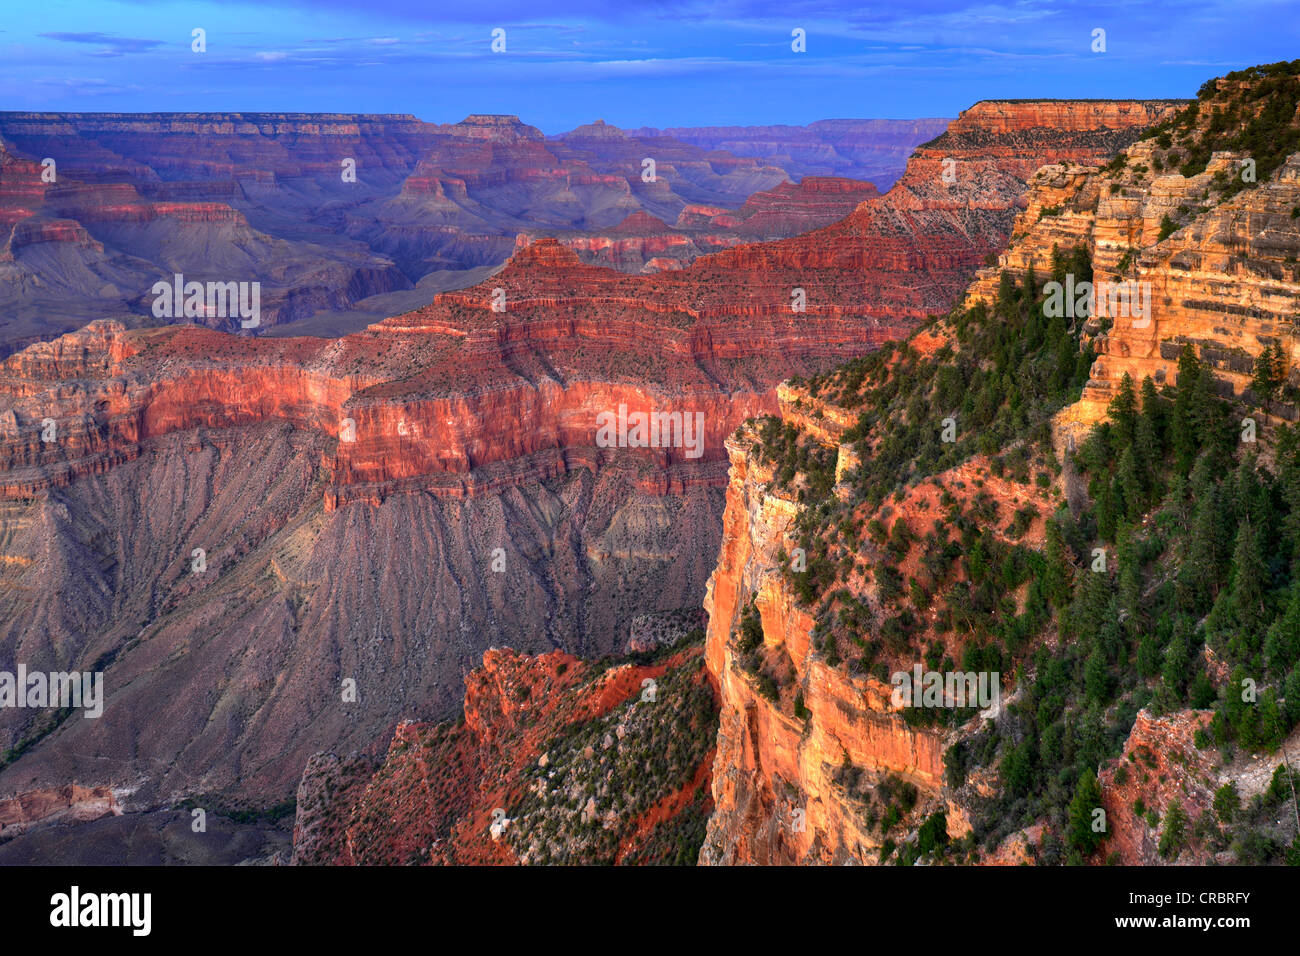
[0,113,944,350]
[0,97,1186,863]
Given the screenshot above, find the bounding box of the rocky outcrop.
[1097,709,1217,864]
[291,641,716,865]
[0,784,119,838]
[698,402,951,865]
[695,100,1183,866]
[960,88,1300,438]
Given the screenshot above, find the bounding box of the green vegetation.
[621,792,712,866]
[1066,769,1105,856]
[760,228,1300,860]
[1143,59,1300,187]
[507,656,718,865]
[176,796,297,826]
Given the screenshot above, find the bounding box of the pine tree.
[1067,769,1105,854]
[1109,373,1139,452]
[1228,519,1267,658]
[1137,632,1163,679]
[1043,519,1073,608]
[1252,345,1280,406]
[1085,642,1112,703]
[1139,375,1166,445]
[1050,243,1067,286]
[1158,799,1187,859]
[1180,486,1227,614]
[1117,520,1142,629]
[1171,344,1203,470]
[1095,477,1119,542]
[1277,425,1300,572]
[1135,375,1164,491]
[1162,624,1191,698]
[1117,446,1144,523]
[1285,667,1300,727]
[1069,244,1093,287]
[1259,689,1285,748]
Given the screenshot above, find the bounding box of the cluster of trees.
[986,344,1300,861]
[829,251,1093,515]
[758,229,1300,861]
[1163,59,1300,184]
[773,249,1095,624]
[1059,349,1300,752]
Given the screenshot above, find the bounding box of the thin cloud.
[39,32,164,57]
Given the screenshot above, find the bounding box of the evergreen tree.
[1227,519,1268,660]
[1258,689,1286,748]
[1117,520,1142,630]
[1171,344,1203,470]
[1085,642,1112,703]
[1285,666,1300,727]
[1252,345,1280,406]
[1109,373,1139,453]
[1137,632,1163,679]
[1213,782,1240,824]
[1162,623,1191,699]
[1050,243,1067,286]
[1158,799,1187,859]
[1117,446,1144,523]
[1139,375,1166,447]
[1043,519,1073,608]
[1180,487,1226,614]
[1067,768,1105,854]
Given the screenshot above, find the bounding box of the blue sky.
[1,1,1296,131]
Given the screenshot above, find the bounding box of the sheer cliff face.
[0,230,896,809]
[697,100,1183,866]
[699,420,948,865]
[697,100,1184,327]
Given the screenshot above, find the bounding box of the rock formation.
[697,75,1300,868]
[0,112,943,348]
[291,640,715,865]
[0,97,1182,861]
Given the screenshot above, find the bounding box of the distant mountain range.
[0,113,946,350]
